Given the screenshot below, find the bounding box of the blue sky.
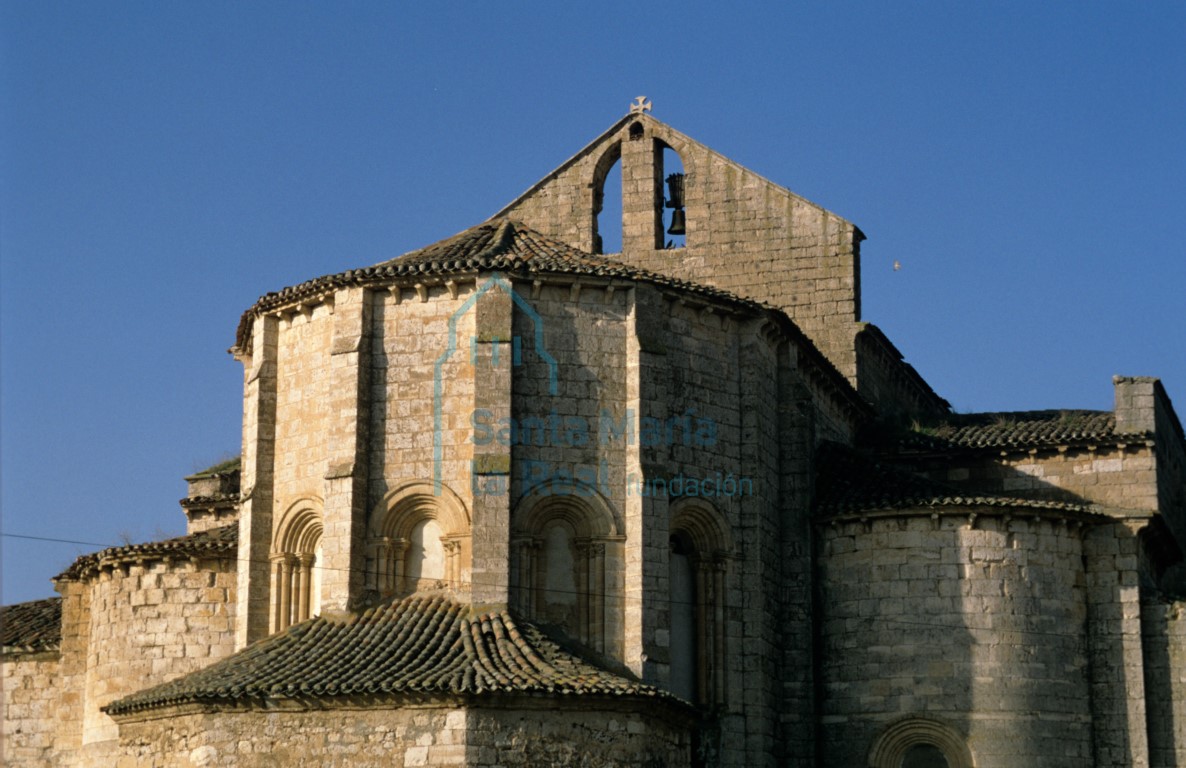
[2,2,1183,604]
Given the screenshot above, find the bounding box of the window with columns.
[269,499,323,633]
[668,498,732,708]
[510,487,622,657]
[367,482,470,597]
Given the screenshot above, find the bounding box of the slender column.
[269,555,285,633]
[391,538,408,595]
[278,556,294,629]
[296,554,314,622]
[444,539,461,586]
[713,557,727,705]
[591,541,606,653]
[510,539,527,614]
[378,537,391,592]
[576,540,591,644]
[696,560,710,703]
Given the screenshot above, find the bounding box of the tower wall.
[77,559,236,761]
[817,512,1093,767]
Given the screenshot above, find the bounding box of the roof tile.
[105,593,679,715]
[1,597,62,654]
[899,410,1142,452]
[55,524,238,581]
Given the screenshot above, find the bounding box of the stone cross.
[630,96,652,114]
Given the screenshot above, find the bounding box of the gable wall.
[499,115,864,382]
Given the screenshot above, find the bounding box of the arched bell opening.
[591,141,622,254]
[660,143,687,250]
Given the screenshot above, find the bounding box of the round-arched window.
[868,718,972,768]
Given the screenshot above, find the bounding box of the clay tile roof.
[54,524,238,582]
[1,597,62,654]
[104,593,679,716]
[814,441,1088,517]
[232,219,870,419]
[898,410,1143,452]
[235,219,763,348]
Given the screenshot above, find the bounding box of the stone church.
[4,103,1185,767]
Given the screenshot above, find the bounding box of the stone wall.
[112,700,692,767]
[1142,598,1186,768]
[854,322,948,425]
[915,442,1159,512]
[78,559,237,752]
[1084,522,1150,766]
[498,114,865,382]
[371,284,476,508]
[817,511,1094,767]
[1,653,60,765]
[273,302,335,507]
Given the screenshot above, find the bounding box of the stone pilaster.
[1085,521,1151,767]
[624,284,669,681]
[51,579,91,763]
[470,276,513,605]
[778,345,817,764]
[235,314,278,648]
[320,287,371,612]
[731,321,781,765]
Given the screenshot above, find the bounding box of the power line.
[3,532,1171,641]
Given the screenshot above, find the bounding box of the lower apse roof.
[0,597,62,654]
[104,592,677,716]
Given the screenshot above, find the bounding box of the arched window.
[367,482,470,596]
[270,498,324,633]
[511,485,622,656]
[669,498,732,708]
[868,717,973,768]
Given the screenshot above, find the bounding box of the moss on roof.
[186,456,242,480]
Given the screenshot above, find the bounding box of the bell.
[665,173,685,209]
[667,209,686,236]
